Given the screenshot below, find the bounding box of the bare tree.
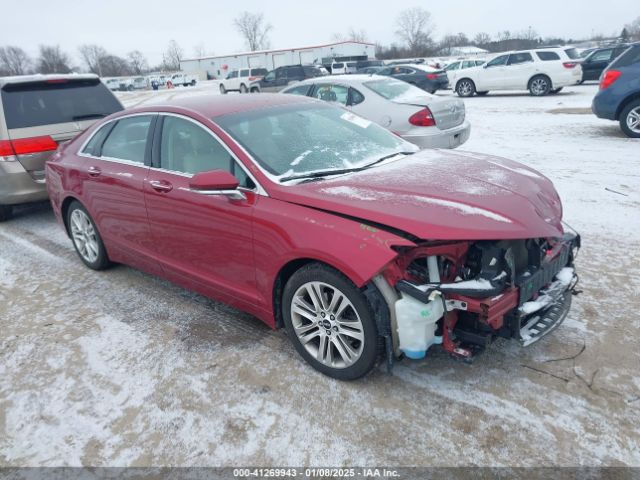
[192,43,210,58]
[163,40,183,71]
[100,55,132,76]
[332,27,369,43]
[78,44,108,76]
[36,45,71,74]
[0,46,32,75]
[233,12,272,51]
[497,30,512,42]
[626,16,640,40]
[473,32,492,47]
[395,7,435,55]
[127,50,148,74]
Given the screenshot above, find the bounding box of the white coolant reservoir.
[395,291,444,360]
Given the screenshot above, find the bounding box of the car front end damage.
[372,231,581,366]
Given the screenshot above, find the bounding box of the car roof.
[0,73,99,88]
[125,92,318,118]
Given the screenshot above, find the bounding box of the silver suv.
[0,74,123,220]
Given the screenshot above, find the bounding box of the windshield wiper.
[72,113,109,121]
[279,151,414,183]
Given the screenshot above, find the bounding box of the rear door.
[1,78,123,181]
[77,113,160,274]
[583,49,614,80]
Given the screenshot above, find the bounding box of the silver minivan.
[0,74,123,220]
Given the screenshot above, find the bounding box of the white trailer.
[180,41,376,79]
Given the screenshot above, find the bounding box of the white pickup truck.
[168,72,198,87]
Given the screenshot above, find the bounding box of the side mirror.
[483,64,489,69]
[189,170,245,200]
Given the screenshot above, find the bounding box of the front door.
[478,54,510,90]
[144,114,259,308]
[504,52,536,89]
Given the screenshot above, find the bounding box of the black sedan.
[377,64,449,93]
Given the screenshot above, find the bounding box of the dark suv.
[250,65,328,93]
[592,43,640,138]
[0,74,123,220]
[580,44,630,82]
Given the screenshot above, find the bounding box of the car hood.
[269,150,564,240]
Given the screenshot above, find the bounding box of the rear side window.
[0,79,123,129]
[536,51,560,61]
[589,49,613,62]
[240,69,249,77]
[82,123,113,156]
[251,68,268,76]
[287,66,304,78]
[611,46,640,68]
[333,63,344,69]
[101,115,153,164]
[283,84,312,96]
[350,88,365,105]
[303,66,325,77]
[313,84,349,105]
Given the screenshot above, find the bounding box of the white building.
[180,41,376,79]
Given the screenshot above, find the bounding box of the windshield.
[363,78,427,100]
[215,103,414,180]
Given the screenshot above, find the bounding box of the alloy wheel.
[458,81,473,96]
[70,209,99,263]
[290,281,365,369]
[627,107,640,134]
[531,78,548,95]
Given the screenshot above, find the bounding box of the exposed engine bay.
[379,231,581,363]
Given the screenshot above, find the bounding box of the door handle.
[88,166,101,177]
[149,180,173,192]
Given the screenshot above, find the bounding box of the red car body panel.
[46,94,567,330]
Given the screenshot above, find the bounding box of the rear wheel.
[219,84,227,94]
[240,83,248,93]
[456,79,476,97]
[190,79,196,86]
[620,100,640,138]
[529,75,551,96]
[282,263,380,380]
[0,205,12,222]
[67,201,111,270]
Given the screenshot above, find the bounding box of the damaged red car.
[45,94,580,380]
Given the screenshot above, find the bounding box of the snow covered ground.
[1,83,639,467]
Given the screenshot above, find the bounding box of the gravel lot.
[1,83,639,467]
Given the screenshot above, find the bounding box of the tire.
[219,84,227,94]
[456,79,476,97]
[550,87,563,94]
[476,91,489,96]
[190,80,196,86]
[127,85,134,91]
[0,204,12,222]
[240,83,248,93]
[529,75,551,96]
[619,99,640,138]
[66,201,111,270]
[250,87,260,93]
[282,263,380,380]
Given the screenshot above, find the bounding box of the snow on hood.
[268,149,564,240]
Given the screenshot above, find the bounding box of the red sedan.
[46,94,580,380]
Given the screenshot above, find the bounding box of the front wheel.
[190,80,196,86]
[219,84,227,94]
[456,79,476,97]
[67,201,111,270]
[620,100,640,138]
[529,75,551,96]
[240,83,248,93]
[282,263,380,380]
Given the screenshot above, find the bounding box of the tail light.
[600,70,621,90]
[248,76,258,81]
[562,62,578,69]
[409,107,436,127]
[0,136,58,161]
[426,73,438,80]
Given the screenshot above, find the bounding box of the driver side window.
[486,55,509,67]
[159,116,255,189]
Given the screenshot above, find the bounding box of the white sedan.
[281,75,470,149]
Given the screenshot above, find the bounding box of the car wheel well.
[615,92,640,120]
[60,196,79,237]
[528,74,552,89]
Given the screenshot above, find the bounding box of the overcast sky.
[5,0,636,66]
